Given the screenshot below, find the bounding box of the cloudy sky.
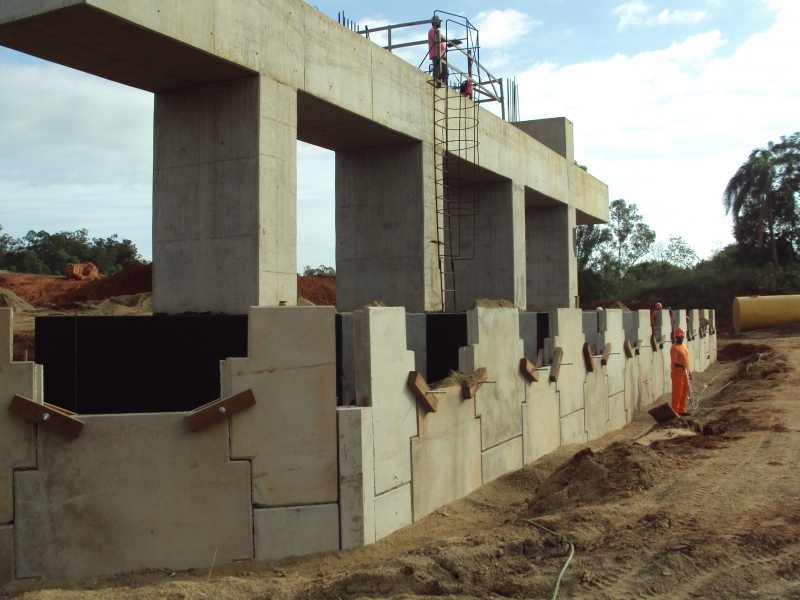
[1,0,797,268]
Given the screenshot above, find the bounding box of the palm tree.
[723,148,780,268]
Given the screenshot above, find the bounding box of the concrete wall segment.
[374,483,412,541]
[228,306,338,507]
[353,307,417,495]
[255,504,339,560]
[560,409,587,445]
[522,376,560,464]
[481,436,523,484]
[337,407,375,549]
[14,413,253,581]
[583,357,609,442]
[0,309,38,526]
[0,524,12,587]
[459,307,525,451]
[411,389,482,519]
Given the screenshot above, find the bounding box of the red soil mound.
[2,266,337,308]
[0,264,152,306]
[298,275,336,306]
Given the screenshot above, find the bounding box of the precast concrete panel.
[14,414,253,581]
[411,389,482,519]
[638,346,653,385]
[652,350,665,400]
[608,392,626,432]
[546,309,587,418]
[0,309,37,525]
[338,407,376,549]
[560,409,587,445]
[354,307,417,495]
[374,483,412,541]
[458,307,525,451]
[583,357,609,442]
[640,378,654,409]
[481,436,524,484]
[522,375,560,464]
[624,356,640,421]
[228,307,338,507]
[254,504,339,560]
[622,312,636,343]
[0,524,12,587]
[598,309,625,396]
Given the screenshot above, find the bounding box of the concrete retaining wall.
[1,305,717,586]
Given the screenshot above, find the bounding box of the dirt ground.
[3,327,799,599]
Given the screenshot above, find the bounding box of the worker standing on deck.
[650,302,663,326]
[670,327,692,416]
[428,15,447,86]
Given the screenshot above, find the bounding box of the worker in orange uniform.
[428,15,448,86]
[650,302,663,326]
[670,327,692,416]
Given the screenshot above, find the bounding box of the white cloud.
[473,9,541,48]
[656,8,707,24]
[614,1,707,29]
[518,1,799,258]
[614,1,651,28]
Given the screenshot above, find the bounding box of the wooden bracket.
[536,348,544,368]
[659,334,667,348]
[550,347,564,383]
[186,389,256,432]
[634,339,643,355]
[582,343,594,373]
[623,339,634,359]
[650,334,657,351]
[8,395,84,438]
[519,358,538,383]
[601,343,612,365]
[461,367,488,399]
[407,371,438,412]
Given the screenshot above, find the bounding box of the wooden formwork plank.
[185,389,256,432]
[407,371,438,412]
[8,394,84,438]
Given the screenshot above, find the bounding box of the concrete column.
[153,75,297,314]
[336,143,440,312]
[450,181,526,312]
[525,204,577,311]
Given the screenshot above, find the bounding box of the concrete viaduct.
[0,0,608,314]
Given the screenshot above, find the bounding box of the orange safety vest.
[670,343,691,376]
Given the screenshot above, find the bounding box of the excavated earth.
[3,325,800,599]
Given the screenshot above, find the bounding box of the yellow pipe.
[733,294,800,332]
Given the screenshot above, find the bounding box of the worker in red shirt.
[650,302,662,326]
[428,15,448,86]
[670,327,692,416]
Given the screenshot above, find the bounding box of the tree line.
[577,132,800,314]
[0,227,147,276]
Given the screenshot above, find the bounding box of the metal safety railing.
[352,11,506,119]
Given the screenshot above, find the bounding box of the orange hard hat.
[655,302,662,309]
[674,327,685,337]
